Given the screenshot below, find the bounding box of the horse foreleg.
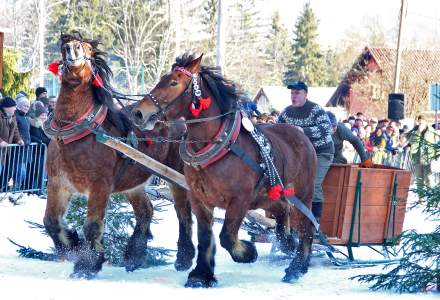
[170,185,195,271]
[185,198,216,288]
[124,184,154,272]
[220,199,258,263]
[43,179,79,258]
[71,185,109,279]
[282,209,314,283]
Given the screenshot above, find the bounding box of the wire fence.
[0,143,47,195]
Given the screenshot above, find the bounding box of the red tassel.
[267,184,283,201]
[199,97,211,110]
[146,139,154,146]
[189,103,203,117]
[283,187,295,197]
[48,61,61,76]
[92,73,104,87]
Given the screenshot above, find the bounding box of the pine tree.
[283,2,326,86]
[353,142,440,293]
[2,49,33,97]
[263,11,290,86]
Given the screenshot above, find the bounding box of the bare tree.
[106,0,173,93]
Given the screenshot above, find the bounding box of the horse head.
[132,54,205,130]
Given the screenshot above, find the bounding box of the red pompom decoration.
[199,97,211,110]
[146,139,154,146]
[267,184,283,201]
[48,61,61,76]
[189,103,203,117]
[283,187,295,197]
[92,73,104,88]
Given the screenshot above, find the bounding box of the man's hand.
[17,140,24,146]
[0,141,8,147]
[360,158,374,168]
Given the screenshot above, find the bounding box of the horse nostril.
[134,110,143,122]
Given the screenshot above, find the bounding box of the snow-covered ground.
[0,190,437,300]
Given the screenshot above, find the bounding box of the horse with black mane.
[132,54,317,287]
[42,32,195,278]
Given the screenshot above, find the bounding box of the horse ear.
[186,54,204,73]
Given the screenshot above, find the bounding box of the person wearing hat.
[277,81,334,223]
[35,87,47,100]
[326,111,372,167]
[0,97,24,146]
[29,101,50,145]
[0,97,25,190]
[15,96,31,145]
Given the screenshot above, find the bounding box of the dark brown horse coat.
[132,54,317,287]
[43,33,194,278]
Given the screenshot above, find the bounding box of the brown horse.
[132,54,317,287]
[43,32,195,278]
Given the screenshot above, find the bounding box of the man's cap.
[287,81,308,92]
[1,97,16,108]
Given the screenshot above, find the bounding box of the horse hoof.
[231,240,258,263]
[184,276,217,288]
[281,270,301,283]
[125,260,142,272]
[174,258,192,271]
[69,270,97,280]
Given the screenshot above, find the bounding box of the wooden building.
[254,85,336,113]
[327,47,440,119]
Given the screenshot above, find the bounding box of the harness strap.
[229,143,264,176]
[284,195,320,232]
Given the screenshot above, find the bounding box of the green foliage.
[283,2,326,86]
[353,142,440,293]
[263,11,290,86]
[2,49,33,98]
[66,193,172,267]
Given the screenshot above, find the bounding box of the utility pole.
[393,0,407,93]
[216,0,224,73]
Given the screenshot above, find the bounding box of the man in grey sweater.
[278,81,334,222]
[326,111,371,166]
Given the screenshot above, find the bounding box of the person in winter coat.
[407,115,439,189]
[0,97,25,190]
[28,102,50,191]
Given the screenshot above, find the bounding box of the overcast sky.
[264,0,440,48]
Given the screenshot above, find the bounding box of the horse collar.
[179,111,241,168]
[43,104,108,144]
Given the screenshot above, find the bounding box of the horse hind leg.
[123,184,154,272]
[43,180,80,259]
[282,209,314,283]
[71,185,110,279]
[169,185,195,271]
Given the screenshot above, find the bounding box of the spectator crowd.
[0,87,55,192]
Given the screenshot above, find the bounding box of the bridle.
[143,66,202,121]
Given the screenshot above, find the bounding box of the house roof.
[254,85,336,112]
[328,46,440,107]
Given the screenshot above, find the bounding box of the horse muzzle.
[132,109,158,131]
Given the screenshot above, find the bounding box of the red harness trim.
[51,104,108,144]
[188,112,241,169]
[174,66,193,77]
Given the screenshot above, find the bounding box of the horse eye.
[170,81,178,87]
